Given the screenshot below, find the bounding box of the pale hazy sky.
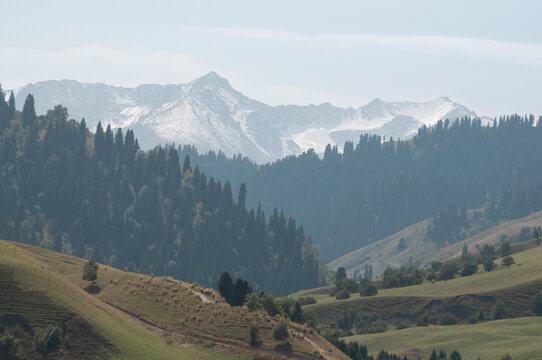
[1,0,541,116]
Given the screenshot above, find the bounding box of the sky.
[1,0,541,116]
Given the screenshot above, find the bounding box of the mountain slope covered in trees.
[0,86,320,296]
[179,115,542,261]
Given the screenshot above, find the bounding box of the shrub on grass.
[483,258,495,272]
[297,296,317,305]
[249,325,259,346]
[336,278,359,293]
[335,289,351,300]
[260,292,279,316]
[502,256,515,268]
[272,322,289,341]
[359,279,378,296]
[438,263,459,281]
[245,293,261,312]
[460,262,478,276]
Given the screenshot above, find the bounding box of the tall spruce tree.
[0,84,6,129]
[7,91,15,120]
[22,94,36,128]
[218,272,234,304]
[94,121,104,160]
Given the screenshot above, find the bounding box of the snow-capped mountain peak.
[11,73,487,163]
[190,71,232,91]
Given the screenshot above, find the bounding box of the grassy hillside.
[293,245,542,359]
[297,245,542,309]
[342,317,542,360]
[0,240,348,360]
[329,210,542,278]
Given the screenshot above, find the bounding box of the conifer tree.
[364,264,373,280]
[94,122,104,160]
[79,118,87,156]
[114,128,124,152]
[462,244,468,258]
[104,124,114,160]
[182,154,191,173]
[217,272,234,304]
[336,267,347,283]
[7,91,15,119]
[290,301,304,323]
[0,84,6,128]
[238,183,247,210]
[124,129,135,156]
[83,260,98,283]
[22,94,37,127]
[232,278,251,306]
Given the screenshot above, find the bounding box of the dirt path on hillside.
[191,288,213,303]
[290,327,345,360]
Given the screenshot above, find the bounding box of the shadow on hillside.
[84,284,102,294]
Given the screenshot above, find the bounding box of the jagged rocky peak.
[190,71,232,90]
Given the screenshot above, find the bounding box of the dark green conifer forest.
[0,86,320,295]
[178,115,542,260]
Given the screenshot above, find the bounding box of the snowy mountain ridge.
[11,72,488,163]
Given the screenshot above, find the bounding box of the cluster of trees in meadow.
[332,267,378,300]
[0,87,321,295]
[179,115,542,260]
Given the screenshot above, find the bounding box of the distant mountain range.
[11,72,489,163]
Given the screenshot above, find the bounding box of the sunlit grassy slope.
[0,240,231,360]
[296,245,542,306]
[2,240,348,360]
[294,245,542,360]
[343,317,542,360]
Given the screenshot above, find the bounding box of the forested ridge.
[0,86,321,295]
[179,115,542,261]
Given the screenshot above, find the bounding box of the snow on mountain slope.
[12,72,488,163]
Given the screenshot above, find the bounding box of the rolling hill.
[328,209,542,279]
[0,240,348,360]
[293,244,542,359]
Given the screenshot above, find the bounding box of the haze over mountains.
[12,72,487,163]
